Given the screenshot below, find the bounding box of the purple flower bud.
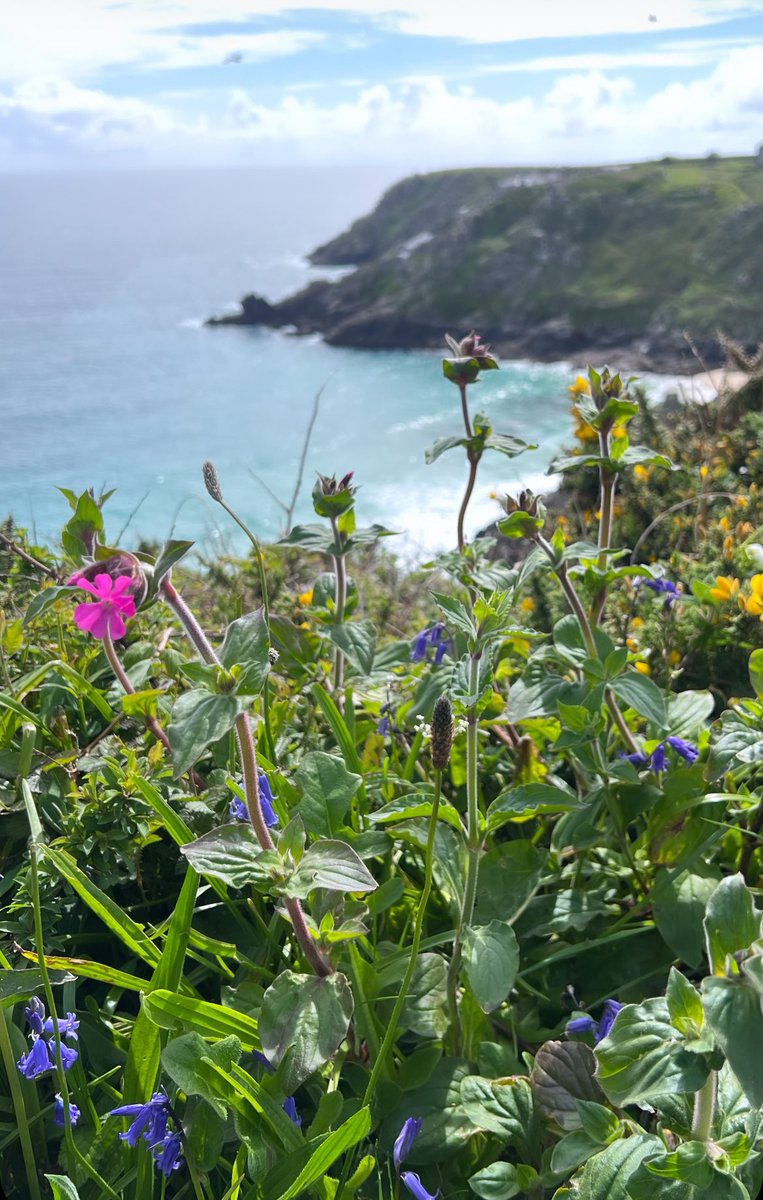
[283,1096,302,1126]
[394,1117,423,1169]
[252,1049,273,1070]
[54,1094,80,1128]
[666,736,699,765]
[24,997,45,1036]
[401,1171,439,1200]
[651,743,668,773]
[598,999,623,1040]
[229,775,279,827]
[622,751,650,768]
[565,1014,597,1037]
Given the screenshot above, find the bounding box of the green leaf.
[611,672,667,729]
[294,751,361,837]
[169,689,248,777]
[432,591,477,639]
[150,539,194,593]
[144,990,261,1051]
[595,998,710,1107]
[44,1178,82,1200]
[162,1033,242,1119]
[467,1162,524,1200]
[497,511,544,539]
[259,971,354,1094]
[384,1059,479,1162]
[474,841,547,924]
[653,867,720,968]
[286,839,377,897]
[487,782,581,829]
[575,1135,663,1200]
[666,968,705,1037]
[0,967,74,1005]
[399,953,449,1039]
[749,649,763,698]
[184,1097,226,1172]
[273,1106,372,1200]
[278,524,336,553]
[463,921,519,1013]
[196,1057,303,1149]
[460,1075,534,1149]
[703,977,763,1107]
[667,691,714,739]
[180,824,278,889]
[531,1040,605,1131]
[220,608,270,695]
[484,432,535,459]
[704,874,761,975]
[328,620,376,675]
[551,1130,608,1175]
[643,1142,714,1188]
[24,585,79,625]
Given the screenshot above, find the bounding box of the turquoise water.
[1,166,592,561]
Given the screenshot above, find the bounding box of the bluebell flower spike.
[411,624,452,665]
[566,999,623,1044]
[110,1092,172,1147]
[17,1036,55,1080]
[394,1116,423,1170]
[152,1130,184,1177]
[401,1171,440,1200]
[54,1095,80,1128]
[229,773,279,827]
[283,1096,302,1126]
[16,996,79,1080]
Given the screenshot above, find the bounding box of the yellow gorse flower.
[568,375,591,397]
[520,596,536,614]
[633,464,650,483]
[635,660,651,675]
[298,589,314,606]
[710,576,740,603]
[741,574,763,618]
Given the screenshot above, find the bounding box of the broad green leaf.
[328,620,376,675]
[467,1162,524,1200]
[162,1033,242,1119]
[432,591,478,639]
[487,783,582,829]
[24,585,79,625]
[150,539,194,592]
[425,434,468,464]
[285,839,377,898]
[0,967,74,1006]
[460,1075,534,1149]
[196,1057,302,1149]
[643,1142,714,1188]
[463,921,519,1013]
[703,977,763,1107]
[278,524,336,553]
[531,1040,605,1130]
[184,1097,226,1172]
[653,867,720,968]
[169,689,248,777]
[294,751,361,838]
[259,971,354,1094]
[144,990,261,1051]
[180,824,279,890]
[220,608,270,695]
[703,874,761,975]
[750,649,763,699]
[474,841,546,924]
[398,953,449,1039]
[575,1134,663,1200]
[611,672,667,729]
[551,1130,608,1175]
[44,1178,82,1200]
[667,691,714,739]
[273,1106,371,1200]
[666,968,705,1037]
[484,431,535,459]
[595,998,710,1107]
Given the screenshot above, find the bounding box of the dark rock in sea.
[206,156,763,374]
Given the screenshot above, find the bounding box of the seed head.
[203,461,224,503]
[431,695,454,770]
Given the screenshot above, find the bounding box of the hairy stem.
[458,381,473,438]
[103,632,172,754]
[457,454,480,555]
[692,1070,717,1141]
[330,517,348,702]
[447,652,482,1047]
[160,581,331,976]
[591,426,616,624]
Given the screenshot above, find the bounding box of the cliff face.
[207,158,763,371]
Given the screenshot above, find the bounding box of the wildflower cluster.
[16,997,79,1081]
[110,1092,184,1177]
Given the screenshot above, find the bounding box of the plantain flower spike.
[431,694,454,770]
[203,461,224,503]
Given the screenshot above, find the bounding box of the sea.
[0,166,696,563]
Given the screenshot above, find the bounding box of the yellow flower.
[631,617,644,629]
[723,536,735,559]
[737,522,754,538]
[568,375,591,397]
[669,650,682,665]
[612,425,627,440]
[520,596,536,614]
[710,576,740,603]
[298,589,314,606]
[635,660,651,675]
[633,464,650,483]
[700,465,709,480]
[719,516,731,533]
[742,574,763,617]
[572,407,598,442]
[626,636,639,651]
[734,494,749,508]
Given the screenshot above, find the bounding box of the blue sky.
[2,1,763,168]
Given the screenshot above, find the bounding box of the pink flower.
[73,574,137,640]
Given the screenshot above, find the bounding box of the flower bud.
[431,694,454,770]
[312,472,358,518]
[203,461,224,503]
[67,551,148,608]
[442,331,499,388]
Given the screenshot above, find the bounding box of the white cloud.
[1,0,761,83]
[2,46,763,167]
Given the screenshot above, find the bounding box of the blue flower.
[17,1035,55,1080]
[411,624,451,666]
[24,997,45,1036]
[566,999,623,1044]
[394,1117,423,1169]
[283,1096,302,1127]
[622,750,650,768]
[110,1092,172,1148]
[651,742,668,773]
[54,1094,80,1128]
[634,576,680,609]
[152,1130,184,1177]
[666,736,699,765]
[401,1171,439,1200]
[43,1012,80,1041]
[229,775,279,827]
[252,1049,273,1070]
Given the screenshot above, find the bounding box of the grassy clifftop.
[210,157,763,370]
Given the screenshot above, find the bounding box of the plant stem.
[692,1070,717,1140]
[103,632,172,754]
[330,517,348,701]
[447,653,482,1048]
[457,454,480,554]
[160,580,331,976]
[0,1011,42,1200]
[458,381,473,438]
[592,427,616,624]
[361,771,442,1103]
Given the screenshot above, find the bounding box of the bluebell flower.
[666,736,699,764]
[43,1012,80,1040]
[252,1049,273,1070]
[394,1117,423,1169]
[110,1092,172,1148]
[411,624,451,666]
[24,997,45,1036]
[566,999,623,1043]
[229,775,279,827]
[401,1171,439,1200]
[283,1096,302,1127]
[651,742,668,773]
[634,576,680,609]
[152,1130,184,1177]
[54,1094,80,1128]
[622,750,650,768]
[17,1035,55,1080]
[59,1043,79,1072]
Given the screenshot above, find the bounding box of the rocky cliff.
[207,157,763,372]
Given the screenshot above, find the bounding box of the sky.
[2,0,763,170]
